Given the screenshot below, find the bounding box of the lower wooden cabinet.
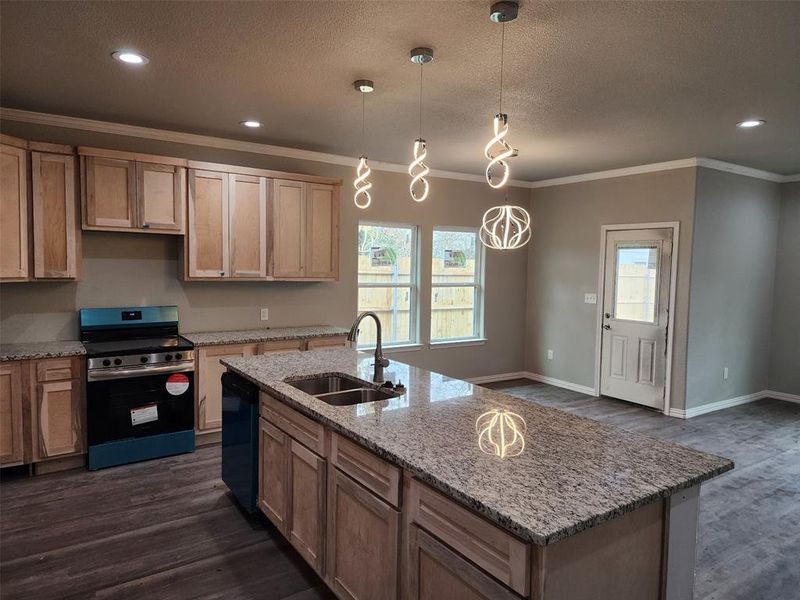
[289,439,326,574]
[259,418,290,533]
[33,378,83,460]
[327,467,400,600]
[197,343,259,431]
[0,362,25,466]
[406,525,520,600]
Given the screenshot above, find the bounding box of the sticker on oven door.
[166,373,190,396]
[131,404,159,426]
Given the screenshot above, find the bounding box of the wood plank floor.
[486,380,800,600]
[1,381,797,599]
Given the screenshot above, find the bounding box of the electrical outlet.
[723,367,729,380]
[547,349,554,360]
[260,308,269,321]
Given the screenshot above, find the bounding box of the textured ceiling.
[1,1,799,180]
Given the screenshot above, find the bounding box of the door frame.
[593,221,680,415]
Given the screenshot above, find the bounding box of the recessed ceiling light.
[240,120,262,128]
[111,50,148,65]
[736,119,765,129]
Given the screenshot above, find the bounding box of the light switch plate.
[260,308,269,321]
[584,293,597,304]
[547,349,554,360]
[723,367,729,380]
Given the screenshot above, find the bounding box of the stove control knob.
[114,358,122,366]
[175,353,183,360]
[140,356,149,364]
[165,354,173,362]
[102,359,111,367]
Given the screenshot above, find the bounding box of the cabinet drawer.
[261,392,326,457]
[331,432,400,507]
[36,358,79,382]
[407,479,530,597]
[306,336,348,350]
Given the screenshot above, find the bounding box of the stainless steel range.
[80,306,195,470]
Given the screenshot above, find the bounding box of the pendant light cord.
[361,92,366,152]
[419,62,424,138]
[499,21,505,114]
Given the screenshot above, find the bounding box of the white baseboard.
[671,389,800,419]
[466,372,529,385]
[523,372,597,396]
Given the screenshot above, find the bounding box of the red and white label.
[166,373,190,396]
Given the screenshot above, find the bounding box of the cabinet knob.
[142,222,150,229]
[220,271,225,276]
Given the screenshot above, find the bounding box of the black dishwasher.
[221,372,259,513]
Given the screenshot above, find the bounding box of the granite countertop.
[222,348,734,546]
[182,325,350,347]
[0,341,86,362]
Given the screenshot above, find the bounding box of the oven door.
[87,367,195,446]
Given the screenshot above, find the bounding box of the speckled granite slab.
[222,348,733,546]
[182,325,349,347]
[0,341,86,362]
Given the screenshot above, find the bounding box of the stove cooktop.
[82,336,194,358]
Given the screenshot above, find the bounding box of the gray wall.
[525,168,697,410]
[685,168,781,407]
[0,120,529,380]
[769,182,800,394]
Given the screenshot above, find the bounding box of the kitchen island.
[222,348,733,600]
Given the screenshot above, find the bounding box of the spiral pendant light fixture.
[353,79,374,209]
[408,47,433,202]
[480,1,531,250]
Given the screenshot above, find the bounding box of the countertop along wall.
[0,120,529,381]
[685,168,781,409]
[769,182,800,395]
[525,168,697,411]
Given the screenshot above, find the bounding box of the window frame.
[357,220,420,349]
[430,226,485,343]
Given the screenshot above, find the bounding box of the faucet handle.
[376,357,390,367]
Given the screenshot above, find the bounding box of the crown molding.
[0,107,532,188]
[2,107,797,188]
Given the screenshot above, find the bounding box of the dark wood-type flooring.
[1,380,797,599]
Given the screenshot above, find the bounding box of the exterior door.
[600,228,673,409]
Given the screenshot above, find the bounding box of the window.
[357,223,418,347]
[613,244,660,323]
[431,228,483,342]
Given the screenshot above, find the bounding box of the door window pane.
[431,286,476,340]
[614,245,658,323]
[356,286,412,345]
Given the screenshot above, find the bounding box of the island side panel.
[663,485,700,600]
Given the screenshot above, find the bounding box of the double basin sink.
[286,374,400,406]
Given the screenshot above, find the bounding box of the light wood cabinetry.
[260,418,290,534]
[80,147,186,235]
[327,466,400,600]
[30,357,83,462]
[31,151,79,279]
[306,335,349,350]
[289,439,326,574]
[0,362,25,466]
[1,138,29,281]
[270,179,339,280]
[186,170,267,279]
[196,343,259,431]
[331,432,400,506]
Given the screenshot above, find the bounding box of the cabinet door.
[35,378,83,460]
[188,169,229,277]
[83,156,136,229]
[305,183,339,279]
[137,162,186,233]
[0,143,29,280]
[197,343,258,431]
[271,179,306,278]
[289,439,326,574]
[327,468,399,600]
[260,418,290,533]
[0,363,25,466]
[31,152,78,279]
[229,174,267,278]
[406,526,520,600]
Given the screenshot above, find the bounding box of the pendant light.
[353,79,374,209]
[480,1,531,250]
[408,47,433,202]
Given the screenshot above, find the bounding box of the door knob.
[603,324,611,330]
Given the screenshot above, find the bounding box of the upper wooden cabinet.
[1,138,29,281]
[79,147,186,235]
[270,179,339,280]
[32,150,79,279]
[186,169,267,279]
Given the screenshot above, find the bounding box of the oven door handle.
[87,362,195,382]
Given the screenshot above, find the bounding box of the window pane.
[431,286,476,340]
[432,230,477,284]
[358,224,414,284]
[357,286,412,346]
[614,245,658,323]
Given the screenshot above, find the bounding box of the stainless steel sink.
[287,375,363,395]
[315,387,397,406]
